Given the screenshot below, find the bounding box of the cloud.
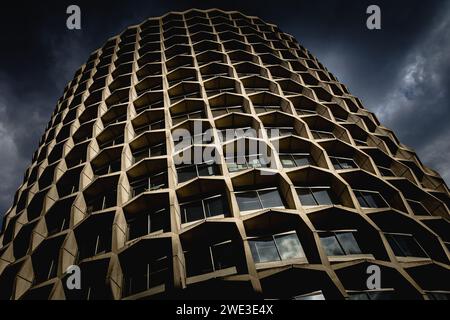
[0,76,48,225]
[0,32,93,229]
[370,3,450,185]
[418,128,450,184]
[0,103,26,215]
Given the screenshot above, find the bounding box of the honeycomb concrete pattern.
[0,8,449,300]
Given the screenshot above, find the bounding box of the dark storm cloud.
[372,2,450,182]
[0,0,449,225]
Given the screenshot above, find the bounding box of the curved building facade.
[0,8,449,300]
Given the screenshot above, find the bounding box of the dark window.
[254,105,281,113]
[33,250,59,284]
[205,87,236,97]
[427,292,450,300]
[296,187,336,206]
[354,138,368,146]
[217,127,256,142]
[127,208,168,240]
[265,127,295,138]
[47,213,70,236]
[211,105,245,117]
[180,194,229,224]
[94,158,121,176]
[185,241,235,277]
[385,233,428,258]
[235,188,284,212]
[122,257,168,297]
[330,156,358,170]
[296,108,317,116]
[132,143,166,163]
[279,153,314,168]
[171,110,205,125]
[134,119,165,135]
[99,134,124,149]
[354,190,389,208]
[86,190,117,213]
[407,199,431,216]
[311,130,335,140]
[130,172,167,197]
[78,232,111,260]
[177,162,220,183]
[378,165,394,176]
[170,91,201,104]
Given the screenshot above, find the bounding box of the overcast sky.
[0,0,449,224]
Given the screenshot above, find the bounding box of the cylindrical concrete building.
[0,8,449,300]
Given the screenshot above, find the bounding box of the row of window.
[22,226,430,297]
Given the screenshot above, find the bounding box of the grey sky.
[0,0,449,226]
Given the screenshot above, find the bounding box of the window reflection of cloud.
[275,234,304,260]
[321,235,343,256]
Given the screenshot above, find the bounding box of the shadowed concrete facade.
[0,8,449,300]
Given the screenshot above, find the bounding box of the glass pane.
[185,248,213,277]
[368,291,394,300]
[320,131,334,139]
[247,156,263,168]
[259,189,284,208]
[150,209,167,233]
[385,234,406,257]
[339,158,357,169]
[198,163,218,176]
[336,232,362,255]
[131,178,148,196]
[181,201,204,223]
[379,166,394,176]
[150,144,165,156]
[205,196,228,217]
[312,189,334,205]
[236,191,262,211]
[355,191,368,207]
[177,165,197,183]
[280,155,296,168]
[392,234,428,258]
[274,233,304,260]
[149,257,168,287]
[312,131,322,139]
[293,154,313,166]
[428,292,450,300]
[226,162,239,172]
[365,192,388,208]
[331,157,342,170]
[408,200,430,216]
[249,238,280,263]
[104,191,117,208]
[212,242,235,271]
[128,214,149,240]
[279,129,293,136]
[149,173,166,190]
[226,157,247,172]
[212,109,227,117]
[320,234,345,256]
[348,293,370,300]
[297,188,317,206]
[293,292,325,300]
[111,159,121,171]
